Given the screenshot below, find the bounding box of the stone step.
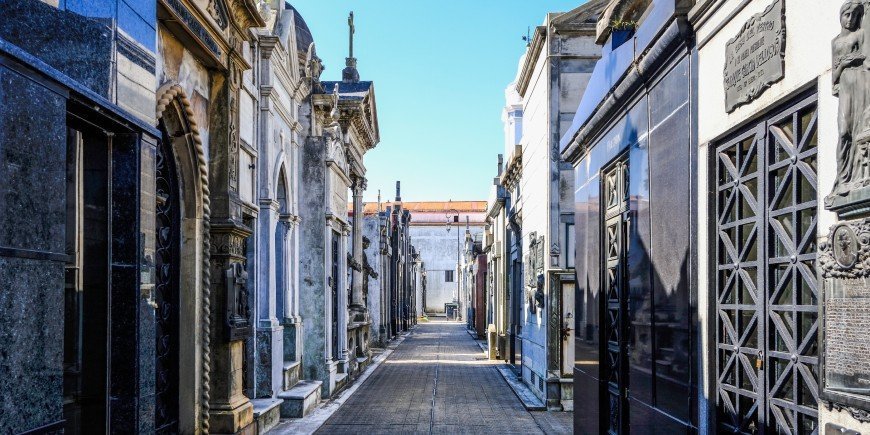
[277,380,322,418]
[283,360,301,391]
[251,398,282,434]
[334,372,349,395]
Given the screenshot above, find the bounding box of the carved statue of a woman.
[831,0,870,198]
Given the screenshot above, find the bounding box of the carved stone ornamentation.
[819,219,870,278]
[229,121,239,192]
[225,263,252,341]
[211,231,246,259]
[828,401,870,423]
[827,1,870,214]
[208,0,229,29]
[525,233,545,313]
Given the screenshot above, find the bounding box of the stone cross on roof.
[343,11,360,83]
[348,11,355,59]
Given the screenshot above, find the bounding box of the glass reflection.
[649,107,692,423]
[627,140,653,409]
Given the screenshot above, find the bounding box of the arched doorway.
[154,83,211,433]
[276,170,289,320]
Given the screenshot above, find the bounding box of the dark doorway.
[600,156,630,434]
[511,258,523,369]
[63,125,111,434]
[154,125,181,433]
[332,231,341,361]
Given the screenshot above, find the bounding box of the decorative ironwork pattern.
[602,158,629,435]
[715,95,819,434]
[155,133,181,433]
[155,83,212,433]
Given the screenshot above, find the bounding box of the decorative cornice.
[259,35,279,59]
[227,0,266,34]
[517,26,547,97]
[500,144,524,189]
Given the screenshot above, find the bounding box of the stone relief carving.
[828,401,870,423]
[820,219,870,279]
[208,0,230,29]
[828,0,870,207]
[525,233,545,313]
[225,262,252,341]
[211,231,246,258]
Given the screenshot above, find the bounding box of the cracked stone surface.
[314,321,572,434]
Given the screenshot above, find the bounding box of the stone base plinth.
[210,399,254,435]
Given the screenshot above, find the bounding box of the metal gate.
[602,157,629,434]
[155,132,181,433]
[332,231,341,361]
[714,94,819,434]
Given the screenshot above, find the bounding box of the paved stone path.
[314,321,572,435]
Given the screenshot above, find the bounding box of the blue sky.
[293,0,589,202]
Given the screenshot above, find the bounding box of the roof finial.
[343,11,360,83]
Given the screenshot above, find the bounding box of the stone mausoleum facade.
[560,0,870,433]
[0,1,402,434]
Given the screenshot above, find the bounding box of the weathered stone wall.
[363,215,383,343]
[299,135,328,386]
[158,29,212,156]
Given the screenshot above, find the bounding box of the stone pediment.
[321,81,380,151]
[552,0,609,32]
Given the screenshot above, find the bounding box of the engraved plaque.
[821,219,870,410]
[724,0,786,113]
[825,277,870,395]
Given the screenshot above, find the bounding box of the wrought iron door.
[715,95,819,434]
[332,231,341,361]
[602,157,629,434]
[155,134,181,433]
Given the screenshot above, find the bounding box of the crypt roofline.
[516,26,546,97]
[516,0,605,97]
[552,0,609,34]
[312,83,380,151]
[500,144,523,189]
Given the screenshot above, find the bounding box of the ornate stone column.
[281,216,303,363]
[207,48,254,433]
[349,175,367,319]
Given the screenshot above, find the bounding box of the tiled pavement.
[313,321,572,435]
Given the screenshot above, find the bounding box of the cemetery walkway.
[311,321,572,434]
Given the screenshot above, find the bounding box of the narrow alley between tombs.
[272,321,572,435]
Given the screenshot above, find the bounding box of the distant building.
[357,183,420,342]
[362,201,487,315]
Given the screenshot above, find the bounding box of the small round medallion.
[833,225,859,269]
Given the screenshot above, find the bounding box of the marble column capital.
[351,174,367,193]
